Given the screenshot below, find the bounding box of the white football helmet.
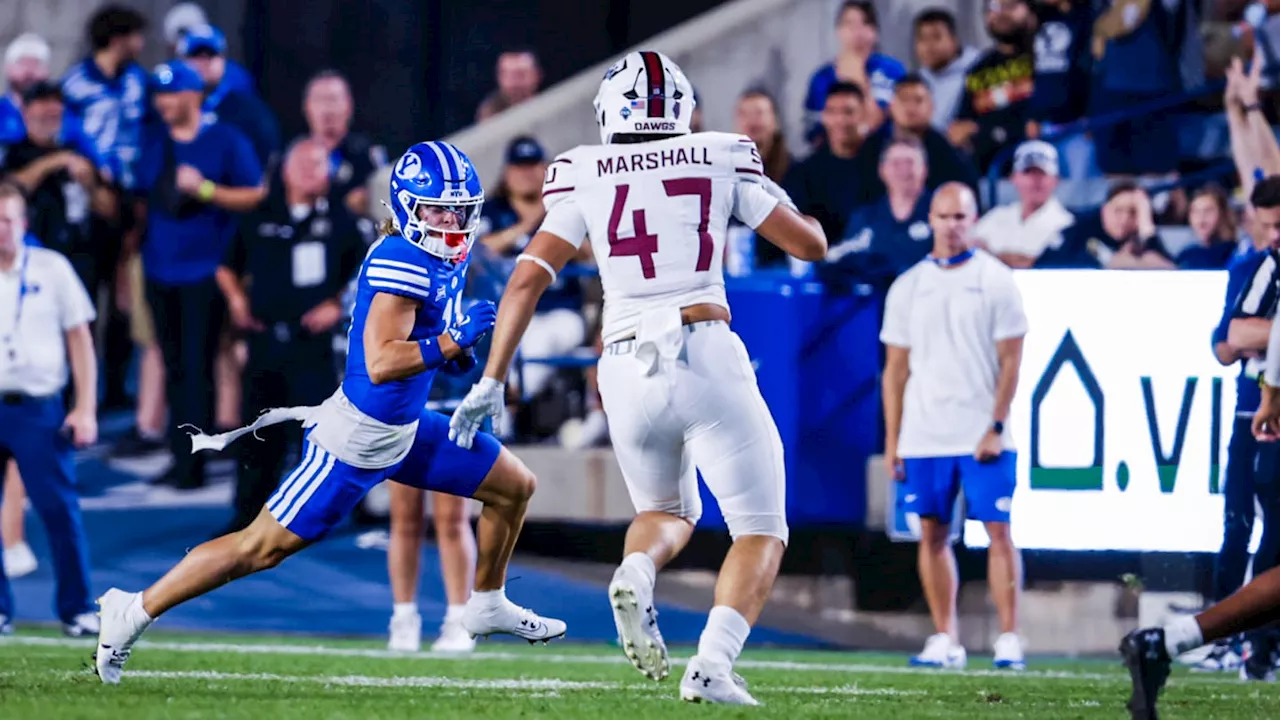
[593,50,695,144]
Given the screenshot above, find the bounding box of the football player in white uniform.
[449,51,826,705]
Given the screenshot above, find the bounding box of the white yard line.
[0,635,1237,685]
[48,669,926,697]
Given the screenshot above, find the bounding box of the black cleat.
[1120,627,1171,720]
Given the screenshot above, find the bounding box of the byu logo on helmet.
[386,141,485,261]
[395,152,423,181]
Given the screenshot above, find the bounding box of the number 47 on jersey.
[607,177,714,280]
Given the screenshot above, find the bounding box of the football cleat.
[608,563,669,681]
[461,601,566,643]
[910,633,967,669]
[94,589,150,684]
[679,656,759,705]
[1120,627,1171,720]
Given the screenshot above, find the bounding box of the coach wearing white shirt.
[881,183,1028,671]
[0,182,99,636]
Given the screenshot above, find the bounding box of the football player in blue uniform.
[93,141,566,684]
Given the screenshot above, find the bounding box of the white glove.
[448,376,505,449]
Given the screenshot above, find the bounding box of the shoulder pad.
[542,148,579,211]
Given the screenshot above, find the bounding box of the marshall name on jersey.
[539,131,782,344]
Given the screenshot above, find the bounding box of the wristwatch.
[991,420,1005,435]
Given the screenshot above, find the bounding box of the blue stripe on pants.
[0,395,93,623]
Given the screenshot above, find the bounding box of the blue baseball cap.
[151,61,205,93]
[506,136,545,165]
[177,24,226,57]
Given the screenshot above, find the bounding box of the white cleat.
[608,564,668,681]
[3,542,37,578]
[461,601,566,644]
[431,618,477,653]
[909,633,967,669]
[93,589,150,684]
[992,632,1026,670]
[387,610,422,652]
[679,656,760,705]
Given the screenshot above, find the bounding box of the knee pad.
[724,511,789,547]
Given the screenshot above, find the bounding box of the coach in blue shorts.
[881,183,1029,671]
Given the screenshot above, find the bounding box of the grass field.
[1,629,1276,719]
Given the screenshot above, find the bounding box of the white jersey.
[538,131,781,343]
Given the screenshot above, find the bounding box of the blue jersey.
[1215,248,1268,414]
[61,58,150,190]
[342,234,469,426]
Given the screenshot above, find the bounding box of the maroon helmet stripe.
[640,51,665,118]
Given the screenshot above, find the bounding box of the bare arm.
[1230,317,1273,351]
[214,266,244,303]
[993,336,1024,424]
[482,231,581,381]
[363,292,462,384]
[7,153,73,192]
[208,184,267,213]
[755,205,827,262]
[65,324,97,417]
[1215,341,1242,366]
[882,345,909,460]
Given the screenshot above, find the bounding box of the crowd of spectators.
[0,0,1274,575]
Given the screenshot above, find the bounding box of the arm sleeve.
[956,81,977,122]
[879,273,912,348]
[54,253,96,330]
[991,270,1030,341]
[539,153,588,248]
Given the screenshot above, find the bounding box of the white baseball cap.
[4,33,51,69]
[164,2,210,46]
[1012,140,1060,176]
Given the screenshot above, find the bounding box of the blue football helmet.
[387,141,485,260]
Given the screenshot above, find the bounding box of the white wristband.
[516,253,557,283]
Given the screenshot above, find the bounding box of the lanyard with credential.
[5,249,30,361]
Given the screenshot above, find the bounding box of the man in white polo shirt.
[881,182,1029,670]
[0,182,99,636]
[971,140,1075,269]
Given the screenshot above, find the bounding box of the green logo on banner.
[1029,331,1225,494]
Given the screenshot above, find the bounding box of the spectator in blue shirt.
[60,5,150,192]
[823,137,932,291]
[162,2,256,96]
[805,1,905,143]
[177,24,280,169]
[1177,185,1240,270]
[130,61,265,489]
